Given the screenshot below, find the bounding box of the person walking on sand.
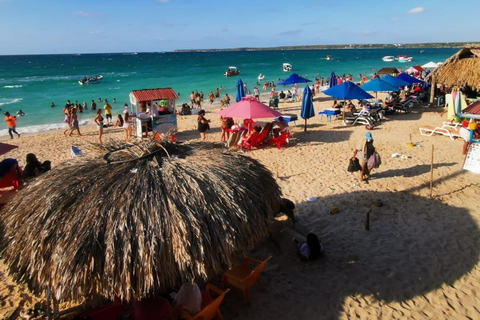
[4,112,20,139]
[197,110,210,141]
[104,101,112,126]
[69,111,82,137]
[94,109,104,145]
[352,132,376,182]
[123,106,131,142]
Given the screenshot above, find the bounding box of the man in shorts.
[104,102,112,126]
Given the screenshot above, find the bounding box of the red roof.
[130,88,178,102]
[464,101,480,115]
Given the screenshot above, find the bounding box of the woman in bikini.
[94,109,104,145]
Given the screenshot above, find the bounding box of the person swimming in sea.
[17,110,25,116]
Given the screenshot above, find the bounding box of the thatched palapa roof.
[377,67,399,75]
[425,43,480,88]
[0,141,282,302]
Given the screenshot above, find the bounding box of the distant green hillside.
[175,42,477,53]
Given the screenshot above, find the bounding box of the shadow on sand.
[221,190,480,320]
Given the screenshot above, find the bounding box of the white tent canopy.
[422,61,439,69]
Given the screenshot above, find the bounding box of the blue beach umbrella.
[360,78,399,102]
[277,73,311,86]
[300,85,315,132]
[397,73,424,85]
[322,81,374,100]
[329,72,336,88]
[381,75,410,88]
[235,78,246,102]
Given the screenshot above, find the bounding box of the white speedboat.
[79,75,103,85]
[283,63,292,72]
[258,73,265,81]
[326,55,332,60]
[396,55,413,63]
[382,56,395,62]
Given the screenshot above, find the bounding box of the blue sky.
[0,0,478,55]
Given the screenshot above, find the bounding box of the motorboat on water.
[396,55,413,63]
[258,73,265,81]
[224,66,240,76]
[382,56,395,62]
[79,75,103,85]
[283,63,292,72]
[326,55,332,60]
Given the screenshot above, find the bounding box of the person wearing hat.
[352,132,376,182]
[4,112,20,139]
[197,110,210,141]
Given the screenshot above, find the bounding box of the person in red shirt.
[4,112,20,139]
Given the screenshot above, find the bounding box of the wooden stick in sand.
[430,144,435,198]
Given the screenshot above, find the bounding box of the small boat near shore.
[79,75,103,85]
[396,55,413,63]
[382,56,395,62]
[224,66,240,76]
[258,73,265,81]
[283,63,292,72]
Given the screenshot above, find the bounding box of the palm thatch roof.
[0,141,282,302]
[377,67,399,75]
[425,44,480,87]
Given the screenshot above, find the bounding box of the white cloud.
[408,7,425,14]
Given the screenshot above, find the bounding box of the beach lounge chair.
[419,125,460,140]
[222,256,272,305]
[269,131,290,149]
[394,99,414,113]
[343,114,374,126]
[240,122,273,151]
[177,284,229,320]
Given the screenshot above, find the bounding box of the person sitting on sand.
[115,114,124,127]
[22,153,51,179]
[172,282,202,317]
[293,233,324,261]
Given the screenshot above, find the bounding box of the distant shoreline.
[174,42,477,53]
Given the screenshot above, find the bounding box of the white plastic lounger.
[418,125,460,140]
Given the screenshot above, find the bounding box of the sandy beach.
[1,92,480,320]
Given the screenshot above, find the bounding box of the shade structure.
[0,141,283,302]
[397,72,423,85]
[360,78,400,93]
[377,67,399,75]
[463,101,480,115]
[235,78,246,102]
[277,73,311,86]
[322,81,374,100]
[329,72,336,88]
[0,142,18,156]
[218,96,282,119]
[381,75,410,88]
[422,61,439,69]
[300,85,315,132]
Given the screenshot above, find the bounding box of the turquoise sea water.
[0,47,457,136]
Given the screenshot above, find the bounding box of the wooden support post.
[429,75,436,107]
[304,119,307,132]
[430,145,434,198]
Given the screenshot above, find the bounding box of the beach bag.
[367,152,382,169]
[347,158,362,172]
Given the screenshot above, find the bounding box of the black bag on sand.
[348,158,362,172]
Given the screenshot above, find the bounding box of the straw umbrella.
[0,140,282,304]
[425,44,480,88]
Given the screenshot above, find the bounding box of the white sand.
[1,93,480,320]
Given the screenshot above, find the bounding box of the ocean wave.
[3,85,23,89]
[0,119,91,136]
[0,98,23,106]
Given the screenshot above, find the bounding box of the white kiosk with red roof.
[129,88,178,139]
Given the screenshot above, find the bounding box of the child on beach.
[4,112,20,139]
[293,233,324,261]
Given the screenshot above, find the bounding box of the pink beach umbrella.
[218,96,282,119]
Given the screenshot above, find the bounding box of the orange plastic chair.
[269,131,290,149]
[178,284,230,320]
[221,256,272,305]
